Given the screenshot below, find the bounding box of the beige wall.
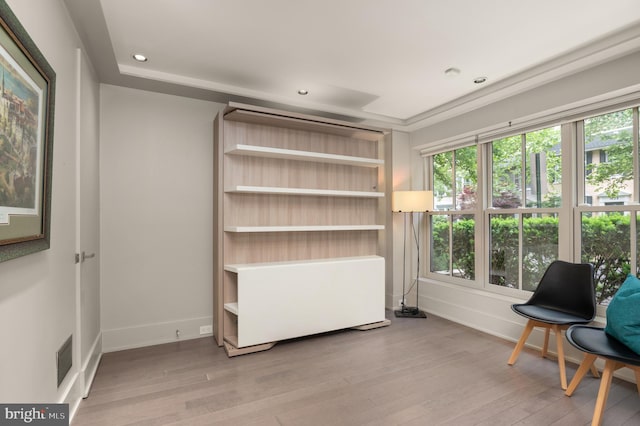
[100,85,224,351]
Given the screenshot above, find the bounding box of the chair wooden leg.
[633,366,640,396]
[541,326,551,358]
[553,324,568,390]
[508,320,535,365]
[592,359,618,426]
[590,364,600,379]
[565,353,597,396]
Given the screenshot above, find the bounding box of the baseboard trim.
[82,333,102,398]
[102,316,213,352]
[64,332,103,423]
[58,370,80,412]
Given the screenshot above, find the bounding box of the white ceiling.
[65,0,640,129]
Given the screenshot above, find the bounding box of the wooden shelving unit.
[213,102,390,357]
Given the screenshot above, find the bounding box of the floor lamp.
[392,190,433,318]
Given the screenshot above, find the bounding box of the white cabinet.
[224,256,385,350]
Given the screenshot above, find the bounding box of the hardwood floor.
[73,314,640,425]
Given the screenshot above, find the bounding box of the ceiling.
[64,0,640,130]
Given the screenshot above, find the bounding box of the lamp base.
[394,306,427,318]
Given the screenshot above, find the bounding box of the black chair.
[565,325,640,426]
[507,260,596,390]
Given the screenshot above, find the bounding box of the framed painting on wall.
[0,0,55,263]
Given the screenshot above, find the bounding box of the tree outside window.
[431,146,477,280]
[489,126,561,291]
[580,108,637,304]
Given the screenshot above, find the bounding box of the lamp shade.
[392,190,434,212]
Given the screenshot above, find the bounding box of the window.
[489,126,561,291]
[600,150,608,163]
[583,108,634,206]
[430,146,477,280]
[423,104,640,304]
[581,211,630,304]
[586,151,593,176]
[579,108,639,303]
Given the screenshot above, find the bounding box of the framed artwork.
[0,0,55,263]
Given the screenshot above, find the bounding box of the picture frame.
[0,0,55,263]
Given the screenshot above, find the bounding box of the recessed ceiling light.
[444,67,460,77]
[297,89,309,95]
[473,76,487,84]
[133,53,148,62]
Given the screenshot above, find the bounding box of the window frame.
[484,125,565,295]
[421,101,640,305]
[574,107,640,313]
[425,146,482,288]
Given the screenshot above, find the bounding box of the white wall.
[100,85,224,351]
[0,0,99,408]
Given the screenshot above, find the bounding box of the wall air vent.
[56,335,72,387]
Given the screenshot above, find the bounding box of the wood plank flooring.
[73,313,640,425]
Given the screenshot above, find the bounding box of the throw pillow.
[605,273,640,355]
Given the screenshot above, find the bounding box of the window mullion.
[521,134,527,207]
[634,107,639,204]
[448,215,453,276]
[519,134,525,289]
[633,108,639,274]
[631,212,637,276]
[518,213,523,290]
[576,121,585,206]
[450,151,456,275]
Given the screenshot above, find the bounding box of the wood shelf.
[225,185,383,198]
[224,335,238,347]
[225,144,383,167]
[224,225,384,233]
[224,302,239,315]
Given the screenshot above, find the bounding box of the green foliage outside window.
[431,216,475,279]
[431,213,631,303]
[491,127,562,208]
[581,213,630,303]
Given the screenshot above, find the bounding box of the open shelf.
[224,225,384,233]
[225,144,383,167]
[225,185,383,198]
[224,303,239,315]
